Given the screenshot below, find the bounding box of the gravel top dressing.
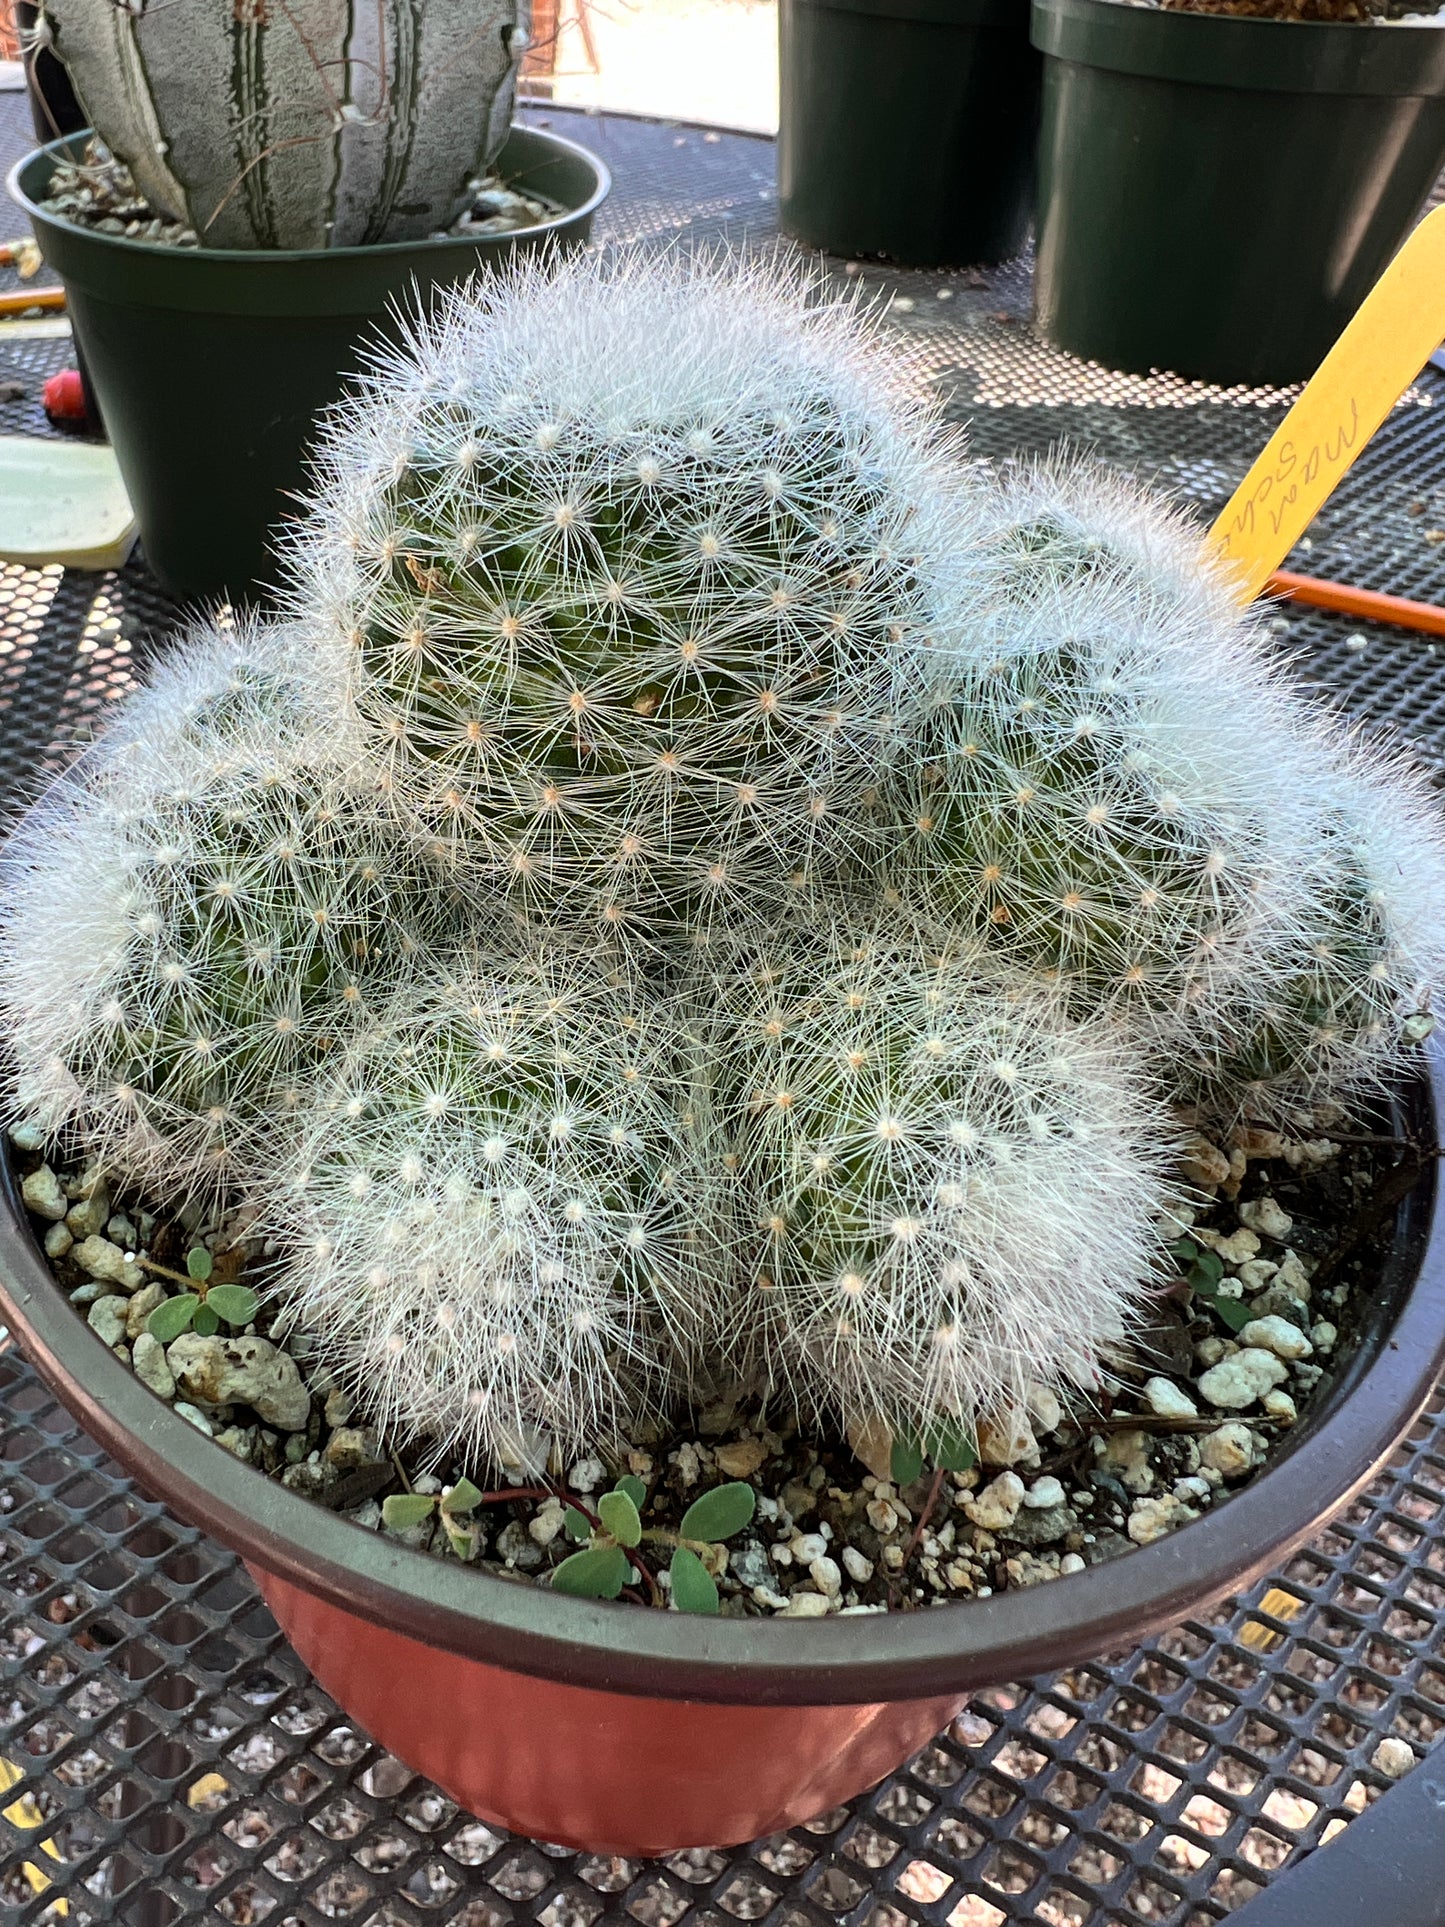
[12,1108,1407,1618]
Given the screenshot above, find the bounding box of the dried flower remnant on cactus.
[265,945,724,1467]
[702,921,1170,1445]
[0,624,449,1193]
[288,250,969,946]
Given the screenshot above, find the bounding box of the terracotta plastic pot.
[2,1051,1444,1852]
[7,126,609,608]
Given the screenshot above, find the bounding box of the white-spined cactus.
[38,0,525,249]
[0,623,451,1192]
[285,250,966,948]
[264,943,722,1467]
[1184,737,1445,1119]
[700,918,1169,1445]
[881,461,1322,1047]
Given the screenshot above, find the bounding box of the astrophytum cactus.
[38,0,526,248]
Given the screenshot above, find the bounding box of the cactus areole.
[38,0,528,250]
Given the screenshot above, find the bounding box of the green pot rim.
[1031,0,1445,95]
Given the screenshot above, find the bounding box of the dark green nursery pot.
[7,126,610,607]
[778,0,1041,267]
[1031,0,1445,385]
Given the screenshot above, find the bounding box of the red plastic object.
[42,367,86,422]
[250,1561,965,1853]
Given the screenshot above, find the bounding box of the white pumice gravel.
[8,1110,1397,1616]
[1197,1348,1291,1409]
[1372,1736,1416,1778]
[1144,1377,1199,1420]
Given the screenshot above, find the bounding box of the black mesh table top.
[4,97,1445,1927]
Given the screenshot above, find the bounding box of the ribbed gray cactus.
[39,0,526,249]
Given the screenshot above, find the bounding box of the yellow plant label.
[1209,204,1445,603]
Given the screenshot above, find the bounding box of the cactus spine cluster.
[5,257,1445,1481]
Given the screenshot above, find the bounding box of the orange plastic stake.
[1265,570,1445,639]
[1210,204,1445,603]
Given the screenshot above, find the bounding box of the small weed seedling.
[380,1479,486,1560]
[146,1247,259,1342]
[1170,1237,1252,1333]
[552,1477,757,1614]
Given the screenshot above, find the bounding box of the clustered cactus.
[3,251,1443,1484]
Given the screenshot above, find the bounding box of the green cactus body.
[0,631,452,1190]
[268,945,721,1463]
[704,922,1167,1442]
[292,254,963,947]
[40,0,523,249]
[1184,755,1445,1118]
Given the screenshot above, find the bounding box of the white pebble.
[72,1236,143,1293]
[1239,1196,1292,1240]
[1143,1377,1198,1420]
[1372,1736,1415,1779]
[1024,1476,1065,1509]
[21,1165,67,1222]
[791,1532,827,1563]
[842,1546,874,1584]
[174,1401,214,1436]
[963,1470,1025,1531]
[778,1590,831,1617]
[44,1222,73,1259]
[1239,1315,1312,1360]
[809,1556,843,1597]
[1127,1493,1199,1546]
[528,1499,567,1546]
[1263,1389,1298,1423]
[1236,1258,1279,1294]
[1202,1418,1256,1472]
[567,1457,605,1494]
[1059,1553,1086,1575]
[1310,1320,1338,1353]
[1197,1348,1289,1409]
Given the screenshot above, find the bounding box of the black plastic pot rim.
[4,1044,1444,1708]
[1031,0,1445,95]
[6,127,612,305]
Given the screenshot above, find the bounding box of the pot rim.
[1031,0,1445,95]
[5,124,613,267]
[2,1055,1443,1707]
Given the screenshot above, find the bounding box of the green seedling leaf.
[445,1525,478,1561]
[1193,1281,1254,1334]
[205,1284,258,1327]
[192,1302,220,1337]
[890,1436,924,1487]
[443,1477,483,1514]
[550,1543,630,1599]
[926,1424,977,1473]
[186,1247,213,1283]
[679,1481,756,1544]
[1190,1251,1225,1287]
[564,1506,592,1543]
[670,1544,719,1615]
[1168,1237,1200,1264]
[147,1293,199,1344]
[597,1490,642,1547]
[381,1493,437,1530]
[614,1474,647,1510]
